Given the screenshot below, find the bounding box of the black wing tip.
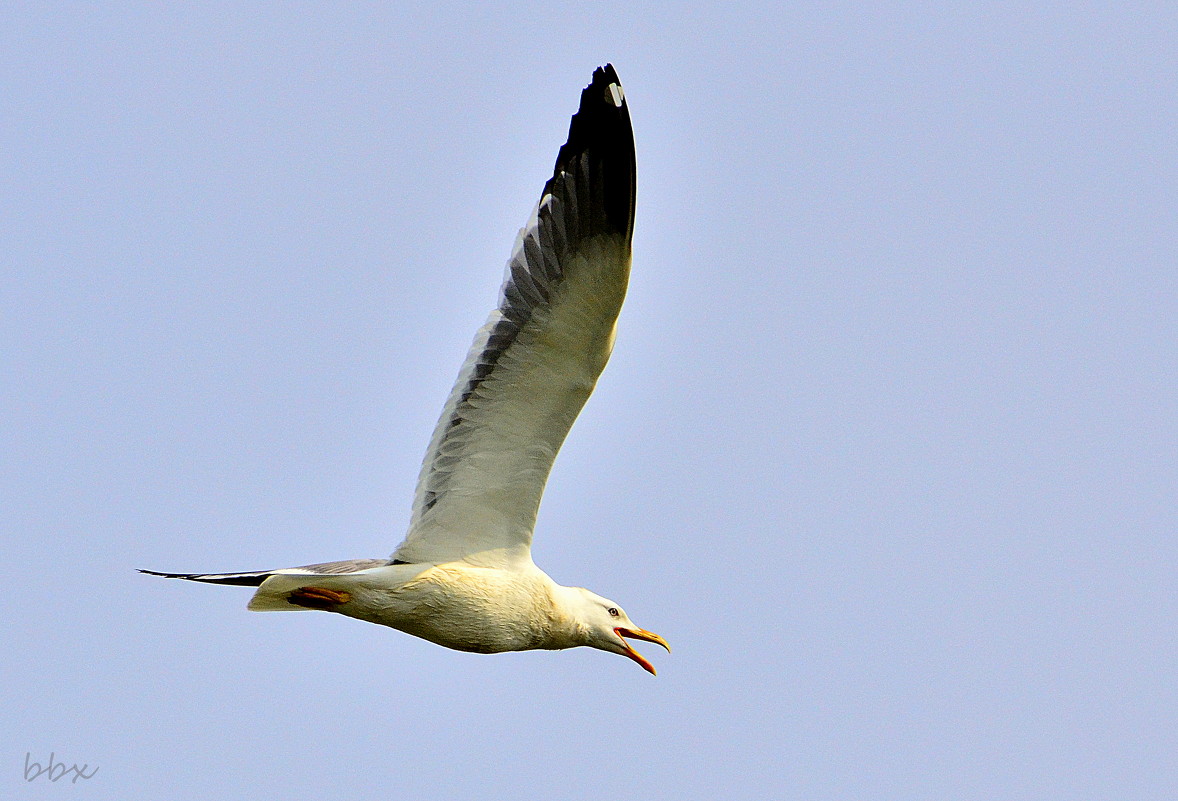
[138,568,271,586]
[139,568,183,578]
[561,63,632,155]
[546,64,636,239]
[591,63,622,91]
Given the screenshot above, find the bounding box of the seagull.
[142,65,669,674]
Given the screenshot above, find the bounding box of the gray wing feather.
[392,66,636,567]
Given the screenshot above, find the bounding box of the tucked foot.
[288,586,352,609]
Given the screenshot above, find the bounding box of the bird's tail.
[139,558,391,611]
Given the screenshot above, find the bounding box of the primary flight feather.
[142,65,669,674]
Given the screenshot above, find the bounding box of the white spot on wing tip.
[608,83,624,107]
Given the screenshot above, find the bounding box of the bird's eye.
[607,607,620,617]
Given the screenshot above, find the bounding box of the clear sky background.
[3,3,1176,799]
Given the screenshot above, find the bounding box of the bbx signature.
[24,752,99,784]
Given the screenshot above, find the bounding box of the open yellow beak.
[614,627,671,675]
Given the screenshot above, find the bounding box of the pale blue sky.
[4,3,1176,799]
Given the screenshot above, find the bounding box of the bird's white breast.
[342,563,572,654]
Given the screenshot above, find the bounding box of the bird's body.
[143,65,669,673]
[245,560,569,654]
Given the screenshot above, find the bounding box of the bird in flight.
[143,65,669,674]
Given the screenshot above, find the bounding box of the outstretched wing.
[391,65,636,568]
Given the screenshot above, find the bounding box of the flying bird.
[142,65,669,674]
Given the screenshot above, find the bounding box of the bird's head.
[567,587,670,675]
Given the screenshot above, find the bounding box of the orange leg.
[288,586,352,609]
